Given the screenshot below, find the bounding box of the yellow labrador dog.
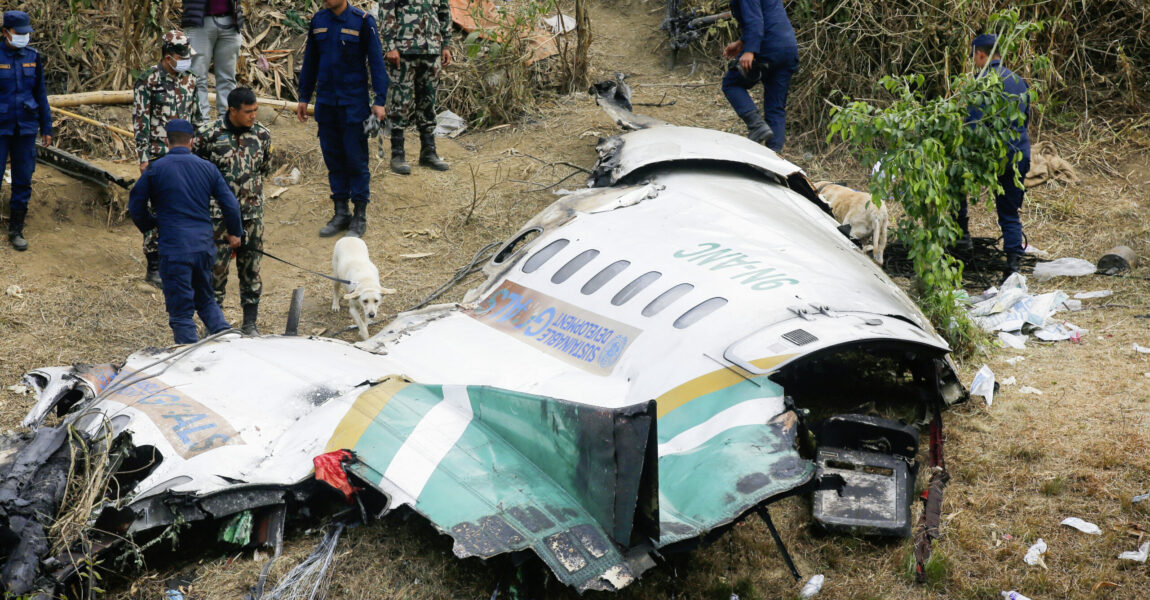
[814,181,890,265]
[332,237,395,340]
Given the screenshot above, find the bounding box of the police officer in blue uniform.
[1,11,52,252]
[296,0,389,239]
[721,0,797,152]
[961,34,1031,281]
[129,119,244,345]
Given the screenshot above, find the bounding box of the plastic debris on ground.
[1018,386,1043,395]
[998,331,1027,349]
[541,14,577,33]
[1060,517,1102,535]
[799,574,824,598]
[1133,491,1150,504]
[1062,299,1083,311]
[1032,257,1096,280]
[1002,591,1034,600]
[1024,244,1050,258]
[1005,356,1025,366]
[433,110,467,138]
[970,364,996,407]
[1023,538,1047,568]
[5,284,23,298]
[1073,289,1112,299]
[1133,343,1150,354]
[1000,376,1016,386]
[966,273,1086,345]
[271,167,301,186]
[1118,541,1150,563]
[6,384,30,395]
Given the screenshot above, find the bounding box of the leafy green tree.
[827,9,1046,352]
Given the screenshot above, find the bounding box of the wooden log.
[48,91,314,115]
[52,107,134,137]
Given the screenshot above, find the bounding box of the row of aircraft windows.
[521,238,727,329]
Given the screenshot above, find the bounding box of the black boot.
[1001,252,1022,284]
[144,251,162,288]
[7,208,28,251]
[347,202,367,238]
[241,303,259,335]
[319,199,351,237]
[737,111,774,146]
[390,129,411,175]
[418,131,449,171]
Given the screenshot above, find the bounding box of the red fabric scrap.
[313,449,359,501]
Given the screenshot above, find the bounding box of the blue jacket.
[730,0,796,55]
[968,59,1030,159]
[0,43,52,137]
[129,147,243,256]
[297,5,389,111]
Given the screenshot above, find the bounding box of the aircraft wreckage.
[1,125,966,596]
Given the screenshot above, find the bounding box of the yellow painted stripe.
[655,355,795,419]
[325,375,411,452]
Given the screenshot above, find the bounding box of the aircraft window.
[521,238,570,273]
[611,271,662,306]
[582,260,630,294]
[642,283,695,317]
[552,249,600,284]
[493,227,542,264]
[673,297,728,329]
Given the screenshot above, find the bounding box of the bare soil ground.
[3,1,1149,598]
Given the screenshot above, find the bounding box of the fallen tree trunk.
[48,91,314,114]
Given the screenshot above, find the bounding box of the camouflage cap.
[161,29,197,58]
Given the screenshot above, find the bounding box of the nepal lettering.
[672,243,799,291]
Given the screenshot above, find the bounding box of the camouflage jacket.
[132,64,202,163]
[380,0,452,54]
[194,117,273,221]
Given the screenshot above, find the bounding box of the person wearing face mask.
[132,30,203,287]
[194,87,273,334]
[1,11,52,252]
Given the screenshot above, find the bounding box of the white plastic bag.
[1060,517,1101,535]
[1032,258,1096,281]
[970,365,996,407]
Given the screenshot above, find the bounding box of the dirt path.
[2,1,1150,598]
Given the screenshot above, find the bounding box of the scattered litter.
[400,252,436,259]
[1032,257,1096,280]
[402,228,441,240]
[1005,356,1025,366]
[1023,244,1050,258]
[541,14,577,34]
[1133,491,1150,504]
[1133,343,1150,354]
[1061,299,1082,312]
[1002,591,1034,600]
[998,331,1027,349]
[1117,541,1149,563]
[5,284,24,298]
[1023,538,1047,568]
[1074,290,1113,299]
[799,574,824,598]
[552,188,580,196]
[970,364,996,407]
[269,186,288,199]
[1035,320,1086,342]
[1001,376,1016,386]
[1061,517,1102,535]
[6,384,30,395]
[1018,386,1043,395]
[271,167,301,186]
[433,110,467,138]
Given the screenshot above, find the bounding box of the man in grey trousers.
[182,0,243,119]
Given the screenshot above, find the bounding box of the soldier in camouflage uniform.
[194,87,272,335]
[132,30,203,287]
[381,0,451,174]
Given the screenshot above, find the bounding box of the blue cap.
[3,11,33,34]
[971,34,997,54]
[165,119,195,135]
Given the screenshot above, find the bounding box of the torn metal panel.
[589,74,668,131]
[37,145,135,189]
